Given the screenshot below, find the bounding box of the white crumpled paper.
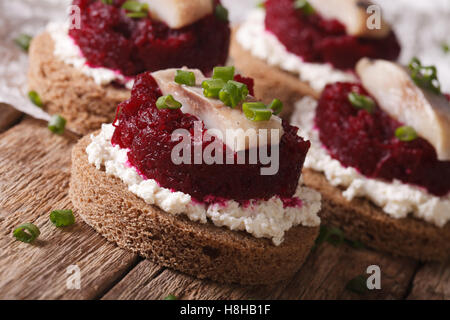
[0,0,247,122]
[1,0,448,122]
[0,0,70,121]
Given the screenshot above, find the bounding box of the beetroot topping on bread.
[315,82,450,197]
[83,66,321,247]
[264,0,400,70]
[69,0,230,76]
[112,70,311,202]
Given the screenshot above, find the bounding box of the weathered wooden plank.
[102,241,418,300]
[407,262,450,300]
[0,103,22,132]
[0,118,139,299]
[279,243,418,300]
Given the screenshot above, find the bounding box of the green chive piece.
[14,34,33,52]
[324,226,345,246]
[101,0,113,4]
[50,210,75,227]
[315,225,345,247]
[268,98,283,115]
[243,102,272,121]
[213,66,235,82]
[28,91,43,108]
[202,79,226,98]
[48,115,67,135]
[294,0,315,15]
[215,4,229,21]
[395,126,418,142]
[175,70,196,86]
[219,81,242,108]
[257,1,265,9]
[442,43,449,54]
[348,92,376,113]
[408,57,441,95]
[228,80,249,100]
[164,294,178,300]
[126,12,148,18]
[345,239,365,249]
[346,275,369,294]
[122,0,147,12]
[13,223,40,243]
[156,95,182,110]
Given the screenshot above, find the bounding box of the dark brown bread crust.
[230,29,320,119]
[303,169,450,261]
[70,134,319,284]
[28,33,130,135]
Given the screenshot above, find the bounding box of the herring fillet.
[142,0,213,29]
[356,58,450,161]
[152,68,284,152]
[308,0,390,38]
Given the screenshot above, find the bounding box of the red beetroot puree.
[112,72,310,202]
[315,82,450,197]
[69,0,230,77]
[264,0,400,70]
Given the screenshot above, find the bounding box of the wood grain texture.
[0,118,448,300]
[0,103,22,132]
[102,242,418,300]
[0,118,139,299]
[407,262,450,299]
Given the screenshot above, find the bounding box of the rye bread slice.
[230,29,320,119]
[69,134,319,284]
[28,32,130,135]
[303,169,450,261]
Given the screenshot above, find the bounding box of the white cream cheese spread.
[292,97,450,227]
[46,22,134,89]
[236,10,356,92]
[86,123,322,245]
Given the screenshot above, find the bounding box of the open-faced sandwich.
[292,58,450,261]
[28,0,230,134]
[231,0,400,116]
[70,66,322,284]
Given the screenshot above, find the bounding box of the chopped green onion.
[228,80,249,100]
[442,43,449,54]
[13,223,40,243]
[348,92,375,113]
[215,4,229,21]
[219,81,242,108]
[164,294,178,300]
[14,34,33,52]
[156,95,182,110]
[395,126,418,142]
[202,79,226,98]
[122,0,148,12]
[126,11,148,18]
[48,115,67,135]
[175,70,196,86]
[345,239,365,249]
[243,102,272,121]
[324,226,345,246]
[294,0,315,15]
[257,1,265,9]
[346,275,369,294]
[268,98,283,115]
[408,57,441,95]
[50,210,75,227]
[315,225,345,247]
[122,0,148,18]
[101,0,113,4]
[28,91,43,108]
[212,66,235,82]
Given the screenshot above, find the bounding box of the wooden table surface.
[0,104,449,300]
